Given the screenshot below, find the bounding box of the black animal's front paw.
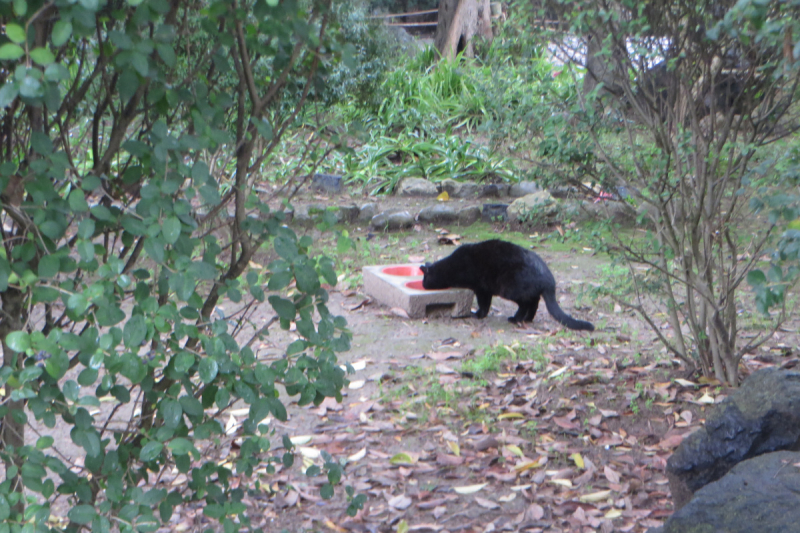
[472,310,489,319]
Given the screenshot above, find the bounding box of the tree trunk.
[435,0,493,60]
[0,287,27,517]
[583,33,625,98]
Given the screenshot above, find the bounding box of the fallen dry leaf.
[390,307,410,318]
[474,496,499,510]
[453,483,488,494]
[388,494,413,510]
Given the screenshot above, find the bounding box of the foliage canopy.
[0,0,362,530]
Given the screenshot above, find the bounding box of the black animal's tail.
[543,290,594,331]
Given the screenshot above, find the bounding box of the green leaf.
[294,263,320,293]
[0,43,24,61]
[268,296,295,321]
[123,314,147,348]
[157,43,176,67]
[198,357,218,383]
[167,437,194,455]
[160,398,182,428]
[130,51,149,76]
[0,494,9,521]
[5,24,26,44]
[51,21,72,47]
[0,82,19,107]
[139,441,164,462]
[5,331,30,352]
[36,436,54,449]
[67,293,88,314]
[38,254,60,278]
[78,218,95,239]
[19,75,42,98]
[68,189,89,212]
[68,505,96,525]
[747,269,767,286]
[29,47,55,66]
[162,217,181,244]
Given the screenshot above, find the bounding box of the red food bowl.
[405,280,427,290]
[382,265,423,277]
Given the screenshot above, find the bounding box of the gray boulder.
[396,177,438,197]
[457,206,481,226]
[417,204,458,224]
[371,210,414,231]
[666,369,800,510]
[561,199,636,226]
[651,451,800,533]
[311,173,343,194]
[507,191,559,222]
[292,204,326,227]
[440,179,480,198]
[509,181,542,197]
[358,203,378,223]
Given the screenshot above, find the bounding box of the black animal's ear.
[420,265,428,274]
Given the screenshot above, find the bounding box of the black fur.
[420,240,594,331]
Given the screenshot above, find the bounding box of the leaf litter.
[160,250,800,533]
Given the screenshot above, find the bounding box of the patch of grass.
[463,341,549,379]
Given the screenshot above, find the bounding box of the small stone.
[418,204,458,224]
[507,191,559,222]
[440,179,480,198]
[311,173,343,194]
[358,203,378,222]
[337,205,359,223]
[371,210,414,231]
[292,204,330,227]
[457,206,481,226]
[509,181,542,197]
[396,177,438,197]
[481,203,509,222]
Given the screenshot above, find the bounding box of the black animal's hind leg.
[523,297,540,322]
[509,303,529,324]
[474,291,492,318]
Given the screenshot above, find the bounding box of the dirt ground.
[29,190,800,533]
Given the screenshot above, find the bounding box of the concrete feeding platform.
[362,264,474,319]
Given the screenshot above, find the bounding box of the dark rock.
[338,205,359,224]
[652,451,800,533]
[481,203,508,222]
[396,177,438,197]
[417,204,458,224]
[479,184,510,198]
[371,210,414,231]
[311,173,343,194]
[666,369,800,510]
[509,181,542,198]
[457,206,481,226]
[358,203,378,223]
[440,179,480,198]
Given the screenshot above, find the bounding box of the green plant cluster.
[0,0,365,531]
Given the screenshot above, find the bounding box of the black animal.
[420,240,594,331]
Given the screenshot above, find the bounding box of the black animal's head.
[420,262,447,290]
